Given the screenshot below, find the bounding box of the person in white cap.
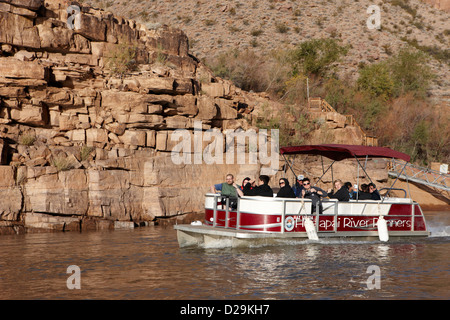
[293,174,305,198]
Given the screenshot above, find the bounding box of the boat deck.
[174,224,428,248]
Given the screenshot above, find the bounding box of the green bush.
[356,47,433,99]
[288,38,349,77]
[389,48,434,97]
[357,62,395,100]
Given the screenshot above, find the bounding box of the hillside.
[85,0,450,102]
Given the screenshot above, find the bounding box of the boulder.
[10,105,48,126]
[215,98,237,120]
[0,57,47,80]
[105,122,126,135]
[119,130,146,147]
[165,115,192,129]
[86,128,108,144]
[196,96,217,121]
[101,90,148,114]
[76,12,106,42]
[0,0,44,11]
[24,212,81,231]
[0,2,37,18]
[116,114,164,128]
[0,139,8,165]
[37,24,73,51]
[137,76,175,94]
[0,12,41,48]
[145,26,189,57]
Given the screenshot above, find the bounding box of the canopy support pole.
[355,157,375,185]
[315,160,336,186]
[381,160,408,204]
[282,154,297,182]
[356,158,360,200]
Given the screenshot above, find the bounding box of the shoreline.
[1,207,447,235]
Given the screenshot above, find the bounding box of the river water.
[0,211,448,301]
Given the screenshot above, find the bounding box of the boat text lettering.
[291,216,411,231]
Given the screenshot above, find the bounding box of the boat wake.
[428,222,450,238]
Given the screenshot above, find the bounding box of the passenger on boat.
[301,177,328,214]
[328,179,350,202]
[243,175,274,197]
[358,183,373,200]
[240,177,252,192]
[276,178,296,198]
[344,182,357,199]
[292,175,304,198]
[210,174,238,197]
[369,182,381,200]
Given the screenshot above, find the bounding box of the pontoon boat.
[174,145,429,248]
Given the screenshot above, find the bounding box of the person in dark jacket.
[301,177,328,214]
[243,175,273,197]
[240,177,252,192]
[328,179,350,202]
[292,175,304,198]
[276,178,296,198]
[369,182,381,200]
[358,184,373,200]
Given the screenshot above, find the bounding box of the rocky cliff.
[0,0,271,233]
[0,0,438,235]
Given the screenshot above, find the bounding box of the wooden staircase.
[308,97,378,146]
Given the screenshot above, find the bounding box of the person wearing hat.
[293,174,304,198]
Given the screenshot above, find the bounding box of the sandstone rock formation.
[0,0,264,234]
[0,0,411,234]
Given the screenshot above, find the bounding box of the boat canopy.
[279,144,411,162]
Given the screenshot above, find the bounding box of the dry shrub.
[205,49,272,93]
[376,94,450,164]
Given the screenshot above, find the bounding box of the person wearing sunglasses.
[276,178,296,198]
[301,177,328,214]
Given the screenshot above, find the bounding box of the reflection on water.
[0,211,448,300]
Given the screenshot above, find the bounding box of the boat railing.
[206,193,419,233]
[379,187,407,198]
[236,195,323,234]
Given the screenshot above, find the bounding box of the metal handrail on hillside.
[388,159,449,192]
